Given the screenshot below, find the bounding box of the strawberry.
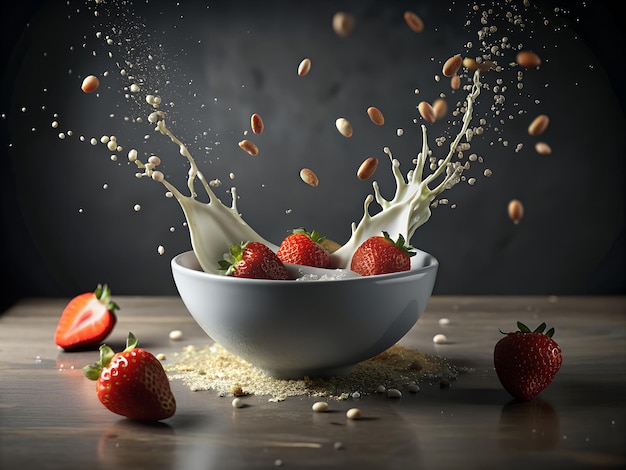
[350,231,415,276]
[494,322,563,401]
[276,228,332,268]
[219,241,291,280]
[54,284,119,350]
[83,332,176,422]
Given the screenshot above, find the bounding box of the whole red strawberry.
[83,332,176,421]
[276,228,332,268]
[494,322,563,401]
[219,241,291,280]
[55,284,119,350]
[350,231,415,276]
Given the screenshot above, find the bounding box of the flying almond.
[81,75,100,93]
[528,114,550,136]
[250,113,264,134]
[535,142,552,155]
[300,168,319,187]
[418,101,436,124]
[335,117,353,137]
[238,139,259,156]
[463,57,479,71]
[332,12,355,37]
[442,54,462,77]
[298,58,311,76]
[357,157,378,180]
[450,74,461,90]
[367,107,385,126]
[516,51,541,69]
[508,199,524,224]
[404,11,424,33]
[432,98,448,120]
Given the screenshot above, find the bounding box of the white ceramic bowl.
[171,249,438,378]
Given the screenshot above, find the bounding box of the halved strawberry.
[54,284,119,350]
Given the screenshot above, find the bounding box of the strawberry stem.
[82,332,138,381]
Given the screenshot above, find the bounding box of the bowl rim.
[171,249,438,285]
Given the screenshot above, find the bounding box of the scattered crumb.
[433,334,448,344]
[165,343,469,399]
[168,329,183,341]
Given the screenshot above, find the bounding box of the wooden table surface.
[1,296,625,469]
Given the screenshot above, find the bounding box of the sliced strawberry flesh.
[55,293,116,349]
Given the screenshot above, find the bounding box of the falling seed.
[250,113,264,134]
[442,54,462,77]
[81,75,100,93]
[516,50,542,69]
[477,61,494,73]
[450,74,461,90]
[300,168,319,187]
[508,199,524,224]
[335,117,353,137]
[298,58,312,76]
[432,98,448,120]
[366,106,385,125]
[528,114,550,136]
[238,139,259,156]
[332,12,355,37]
[463,57,479,71]
[418,101,436,124]
[403,11,424,33]
[535,142,552,155]
[357,157,378,180]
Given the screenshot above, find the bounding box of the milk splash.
[131,73,482,275]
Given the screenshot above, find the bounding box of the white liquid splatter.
[127,72,482,275]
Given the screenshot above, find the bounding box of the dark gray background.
[2,0,624,308]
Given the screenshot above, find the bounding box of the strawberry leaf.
[292,227,327,244]
[82,343,115,380]
[95,283,120,312]
[513,321,556,338]
[382,231,416,258]
[82,332,138,381]
[124,332,138,352]
[218,241,248,275]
